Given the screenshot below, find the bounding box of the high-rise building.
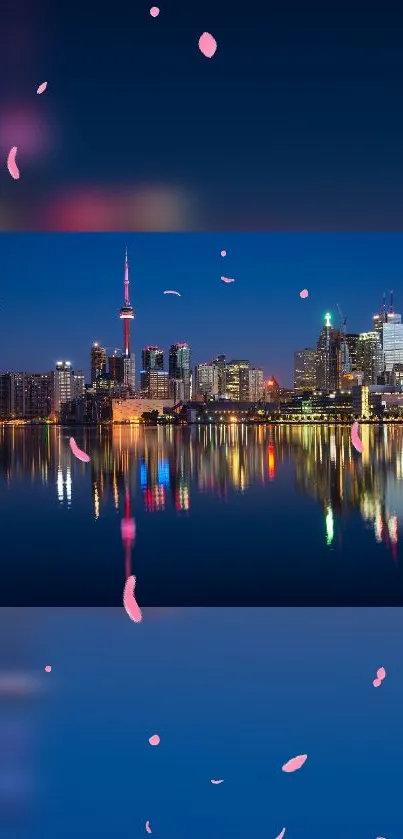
[194,363,219,400]
[372,294,388,346]
[108,350,124,384]
[73,371,85,398]
[212,354,227,396]
[294,348,317,392]
[315,314,340,392]
[91,342,106,384]
[225,360,250,400]
[169,343,191,401]
[344,334,359,372]
[248,368,264,401]
[383,311,403,373]
[119,249,136,393]
[141,369,169,399]
[356,332,383,385]
[52,361,73,415]
[141,346,164,371]
[0,372,52,418]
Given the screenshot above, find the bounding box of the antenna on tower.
[390,289,394,313]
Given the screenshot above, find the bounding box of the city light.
[324,313,332,327]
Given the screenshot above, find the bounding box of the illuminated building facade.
[52,361,73,415]
[142,346,164,371]
[108,350,124,383]
[0,372,52,419]
[119,249,136,393]
[315,314,340,392]
[91,342,107,384]
[248,367,264,401]
[141,370,169,399]
[356,332,383,384]
[383,312,403,373]
[212,354,227,396]
[194,363,219,400]
[169,343,191,402]
[294,348,316,391]
[225,360,250,400]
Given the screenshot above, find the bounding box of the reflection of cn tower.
[121,485,135,579]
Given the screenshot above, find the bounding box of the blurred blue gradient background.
[1,607,402,838]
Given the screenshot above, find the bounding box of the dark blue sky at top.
[3,1,403,228]
[1,233,403,386]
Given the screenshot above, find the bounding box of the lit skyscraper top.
[119,248,135,357]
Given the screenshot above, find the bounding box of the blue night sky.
[1,233,403,386]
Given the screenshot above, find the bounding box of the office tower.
[356,332,383,385]
[169,342,191,401]
[225,360,250,400]
[142,346,164,371]
[315,314,340,392]
[248,368,264,401]
[345,334,359,371]
[91,342,106,384]
[383,309,403,374]
[52,361,73,414]
[213,354,227,396]
[372,293,388,345]
[119,248,136,392]
[23,373,52,418]
[294,348,317,391]
[108,349,125,383]
[194,363,219,400]
[141,369,169,399]
[73,371,85,398]
[0,374,12,418]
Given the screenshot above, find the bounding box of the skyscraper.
[108,350,124,384]
[356,332,383,385]
[294,348,316,391]
[383,311,403,374]
[225,360,250,400]
[91,342,106,384]
[315,314,340,392]
[141,346,164,371]
[119,249,136,393]
[52,361,73,415]
[248,368,264,401]
[194,363,219,400]
[169,343,191,401]
[212,354,227,397]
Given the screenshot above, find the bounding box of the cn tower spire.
[119,248,135,358]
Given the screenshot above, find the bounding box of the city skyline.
[3,234,403,386]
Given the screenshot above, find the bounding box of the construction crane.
[336,303,347,335]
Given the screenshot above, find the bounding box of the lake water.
[1,424,403,605]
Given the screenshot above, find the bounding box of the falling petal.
[69,437,90,463]
[145,821,152,833]
[211,779,224,784]
[7,146,20,180]
[282,754,307,773]
[36,81,48,95]
[163,289,181,296]
[377,667,386,681]
[221,250,226,257]
[44,665,52,673]
[221,276,235,283]
[351,421,364,454]
[198,32,217,58]
[373,678,382,688]
[123,575,143,623]
[149,6,160,17]
[149,734,160,746]
[300,289,309,299]
[275,830,286,839]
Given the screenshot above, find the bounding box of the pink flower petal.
[221,250,226,257]
[282,754,307,773]
[123,575,143,623]
[351,421,364,454]
[275,830,286,839]
[198,32,217,58]
[145,821,152,833]
[69,437,90,463]
[377,667,386,681]
[149,734,160,746]
[44,665,52,673]
[7,146,20,180]
[149,6,159,17]
[210,779,224,784]
[36,81,48,95]
[221,276,235,283]
[300,288,309,299]
[373,678,382,688]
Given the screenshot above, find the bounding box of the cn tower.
[119,248,135,391]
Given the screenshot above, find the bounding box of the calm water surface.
[1,424,403,605]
